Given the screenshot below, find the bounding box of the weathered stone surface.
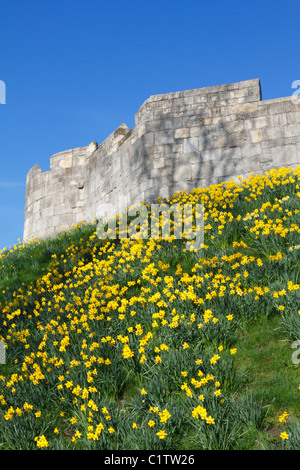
[23,79,300,241]
[175,128,190,139]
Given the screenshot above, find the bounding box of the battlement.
[23,79,300,241]
[49,141,98,170]
[135,79,262,127]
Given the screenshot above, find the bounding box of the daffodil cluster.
[0,166,299,449]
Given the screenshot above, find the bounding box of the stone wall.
[23,78,300,241]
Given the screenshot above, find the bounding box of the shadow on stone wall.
[135,116,241,206]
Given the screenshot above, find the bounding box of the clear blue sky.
[0,0,299,250]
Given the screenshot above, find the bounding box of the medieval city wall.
[23,78,300,240]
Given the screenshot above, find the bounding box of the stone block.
[172,143,183,153]
[241,143,262,158]
[173,165,192,182]
[272,145,298,167]
[175,128,190,139]
[273,114,287,127]
[161,116,182,129]
[285,123,300,138]
[183,137,198,153]
[238,155,261,174]
[226,120,245,133]
[153,157,165,169]
[233,102,258,114]
[198,135,214,150]
[183,96,194,105]
[267,100,292,115]
[250,129,262,143]
[253,116,268,128]
[181,115,207,127]
[155,130,174,145]
[200,148,222,162]
[180,152,201,165]
[142,132,155,147]
[286,111,300,124]
[190,127,205,138]
[214,134,236,148]
[264,126,285,140]
[150,167,173,178]
[220,146,242,160]
[191,161,214,180]
[259,152,272,163]
[213,158,236,178]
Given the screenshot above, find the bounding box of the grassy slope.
[234,316,299,448]
[0,167,299,450]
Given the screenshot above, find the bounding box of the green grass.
[235,315,299,416]
[233,314,299,449]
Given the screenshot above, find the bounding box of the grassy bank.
[0,166,299,450]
